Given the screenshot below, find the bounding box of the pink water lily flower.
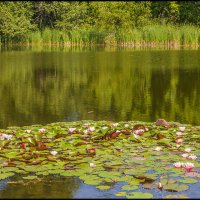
[89,127,95,132]
[83,129,89,134]
[39,128,46,133]
[179,127,185,132]
[176,138,183,144]
[188,154,197,160]
[173,162,183,168]
[133,129,145,135]
[181,153,188,158]
[176,132,182,136]
[185,148,191,153]
[69,128,76,133]
[25,130,31,134]
[0,134,12,140]
[184,162,194,172]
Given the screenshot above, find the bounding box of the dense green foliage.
[0,1,200,47]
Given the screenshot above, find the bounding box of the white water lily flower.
[89,163,96,167]
[124,124,129,127]
[173,162,183,168]
[50,151,58,156]
[179,127,185,132]
[1,134,12,140]
[181,153,188,158]
[25,130,31,134]
[145,128,149,131]
[39,128,46,133]
[69,128,76,133]
[102,126,108,130]
[185,148,191,153]
[89,127,95,132]
[176,131,182,136]
[83,130,89,134]
[112,123,119,127]
[176,144,181,148]
[188,154,197,160]
[155,147,162,151]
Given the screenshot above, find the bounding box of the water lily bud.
[50,151,58,156]
[155,147,162,151]
[176,138,183,144]
[112,123,119,127]
[89,127,95,132]
[176,132,182,136]
[39,128,46,133]
[25,130,31,134]
[181,153,188,158]
[185,148,191,153]
[69,128,76,133]
[89,163,96,167]
[179,127,185,132]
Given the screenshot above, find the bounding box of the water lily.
[0,134,12,140]
[112,123,119,127]
[176,138,183,144]
[133,129,145,135]
[176,144,181,148]
[173,162,183,168]
[89,163,96,167]
[179,127,185,132]
[124,124,129,127]
[176,131,182,136]
[185,148,191,153]
[50,151,58,156]
[188,154,197,160]
[83,129,89,134]
[25,130,31,134]
[145,128,149,131]
[102,126,108,130]
[39,128,46,133]
[181,153,188,158]
[184,162,194,172]
[68,128,76,133]
[155,146,162,151]
[89,127,95,132]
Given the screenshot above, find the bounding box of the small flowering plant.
[68,128,76,133]
[179,127,186,132]
[39,128,46,133]
[50,151,58,156]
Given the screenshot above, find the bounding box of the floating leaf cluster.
[0,120,199,198]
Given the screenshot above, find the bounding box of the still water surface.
[0,47,200,198]
[0,48,200,128]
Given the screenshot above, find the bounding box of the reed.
[1,25,200,48]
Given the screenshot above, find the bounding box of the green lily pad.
[96,185,111,190]
[126,192,153,199]
[22,175,38,180]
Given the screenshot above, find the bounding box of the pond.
[0,47,199,198]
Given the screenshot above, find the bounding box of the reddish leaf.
[110,131,121,139]
[86,148,96,154]
[36,141,47,150]
[20,142,27,149]
[64,166,76,170]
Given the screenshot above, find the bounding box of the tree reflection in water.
[0,175,80,198]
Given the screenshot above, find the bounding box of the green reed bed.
[1,25,200,48]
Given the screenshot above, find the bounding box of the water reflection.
[0,175,80,198]
[0,49,200,128]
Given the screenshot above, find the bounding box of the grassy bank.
[1,25,200,48]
